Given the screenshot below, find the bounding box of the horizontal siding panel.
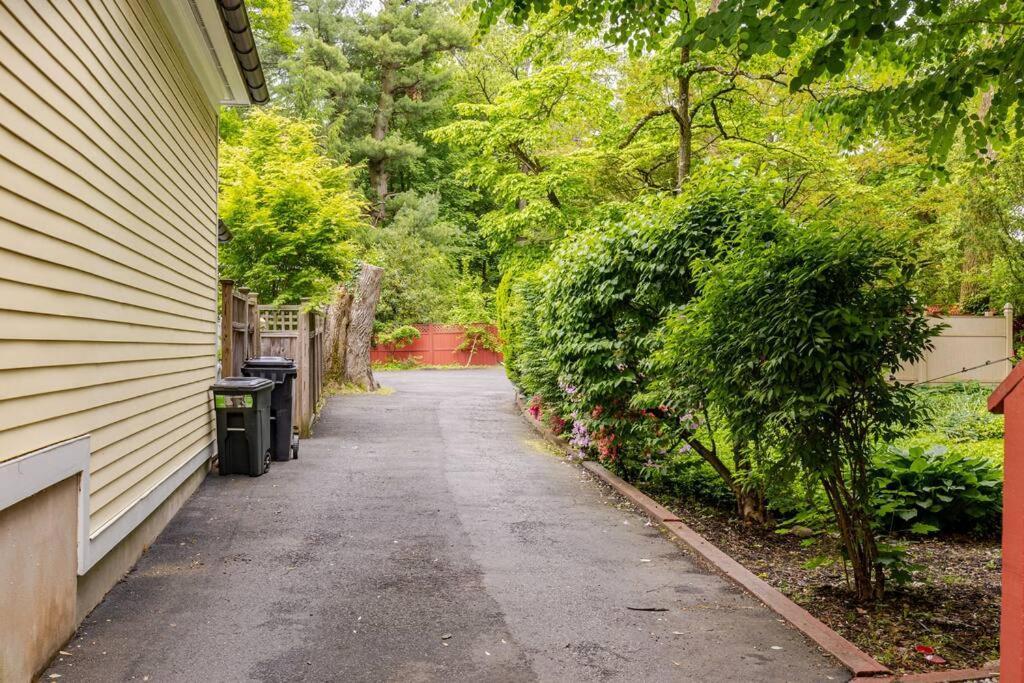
[0,280,214,334]
[64,0,217,192]
[90,429,213,533]
[0,340,215,371]
[0,378,214,461]
[75,0,216,158]
[89,391,211,470]
[3,2,217,225]
[0,86,215,264]
[0,354,213,402]
[0,189,214,310]
[0,38,216,255]
[115,0,216,146]
[0,248,215,324]
[0,310,213,345]
[0,158,213,300]
[0,124,214,284]
[0,0,219,546]
[0,364,215,450]
[48,0,217,211]
[90,411,213,496]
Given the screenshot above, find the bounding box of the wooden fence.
[370,324,503,366]
[894,304,1015,385]
[219,281,326,437]
[219,280,260,378]
[258,299,326,437]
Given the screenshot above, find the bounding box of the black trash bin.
[211,377,274,476]
[242,356,298,461]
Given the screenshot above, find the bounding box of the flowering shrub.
[527,394,543,421]
[531,173,782,521]
[548,413,567,435]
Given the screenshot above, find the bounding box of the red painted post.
[990,363,1024,682]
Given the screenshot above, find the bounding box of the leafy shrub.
[540,174,782,522]
[219,110,364,305]
[641,453,737,510]
[377,325,421,349]
[872,445,1003,536]
[659,220,936,600]
[913,383,1004,443]
[498,264,562,404]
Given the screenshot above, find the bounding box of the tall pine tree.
[283,0,469,222]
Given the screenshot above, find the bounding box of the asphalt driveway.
[46,368,846,682]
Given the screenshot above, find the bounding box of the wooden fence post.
[1006,303,1015,366]
[220,279,234,379]
[248,291,260,359]
[238,287,250,371]
[297,298,311,437]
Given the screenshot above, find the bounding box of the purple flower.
[569,420,590,451]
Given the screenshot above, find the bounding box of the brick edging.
[518,399,1002,681]
[579,460,893,678]
[885,666,1000,682]
[516,398,891,679]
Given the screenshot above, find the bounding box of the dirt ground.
[653,496,1000,674]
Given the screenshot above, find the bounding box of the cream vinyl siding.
[0,0,219,534]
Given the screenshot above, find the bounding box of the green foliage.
[281,0,470,217]
[873,445,1003,536]
[244,0,295,55]
[218,109,365,305]
[659,218,937,599]
[914,383,1005,443]
[542,173,772,421]
[480,0,1023,163]
[914,139,1024,312]
[431,27,624,260]
[377,325,421,349]
[448,275,495,326]
[498,264,560,402]
[692,0,1024,162]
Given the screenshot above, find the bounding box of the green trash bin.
[211,377,274,477]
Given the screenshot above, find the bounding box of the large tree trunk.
[369,66,395,224]
[345,264,384,390]
[323,284,353,385]
[675,46,692,192]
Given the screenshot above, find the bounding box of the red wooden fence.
[371,324,503,366]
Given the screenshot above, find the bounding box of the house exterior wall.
[0,0,218,537]
[0,1,226,677]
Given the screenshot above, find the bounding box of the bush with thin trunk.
[652,221,937,601]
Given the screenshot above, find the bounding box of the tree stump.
[344,263,383,390]
[324,285,353,384]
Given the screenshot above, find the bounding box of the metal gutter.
[216,0,269,104]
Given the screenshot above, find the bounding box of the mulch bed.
[646,493,1001,675]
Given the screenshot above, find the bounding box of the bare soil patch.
[651,494,1000,675]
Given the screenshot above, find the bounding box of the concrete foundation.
[0,477,79,683]
[76,461,210,623]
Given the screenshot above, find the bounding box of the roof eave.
[216,0,269,105]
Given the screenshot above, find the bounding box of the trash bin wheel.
[263,448,271,474]
[292,442,299,460]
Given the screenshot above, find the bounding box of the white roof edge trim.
[152,0,251,106]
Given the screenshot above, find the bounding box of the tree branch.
[619,107,676,149]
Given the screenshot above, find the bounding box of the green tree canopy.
[477,0,1023,162]
[219,109,366,304]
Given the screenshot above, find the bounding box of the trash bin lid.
[211,376,274,393]
[242,356,296,368]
